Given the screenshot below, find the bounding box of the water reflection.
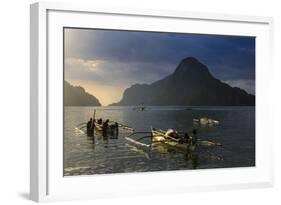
[64,106,255,176]
[185,152,199,169]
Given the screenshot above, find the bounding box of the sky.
[64,28,255,106]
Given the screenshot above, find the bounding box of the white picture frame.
[30,2,274,202]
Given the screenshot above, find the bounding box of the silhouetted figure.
[97,118,102,125]
[90,118,95,137]
[102,119,109,137]
[115,122,119,136]
[86,118,93,137]
[192,129,198,145]
[183,133,190,143]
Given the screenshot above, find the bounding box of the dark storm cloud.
[65,28,255,94]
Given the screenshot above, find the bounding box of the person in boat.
[178,132,191,144]
[115,122,119,136]
[183,133,190,143]
[165,128,179,139]
[97,118,103,125]
[102,119,110,137]
[191,129,198,145]
[86,118,93,137]
[188,134,193,144]
[90,118,95,137]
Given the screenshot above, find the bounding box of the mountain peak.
[173,57,211,79]
[181,56,200,63]
[111,57,255,106]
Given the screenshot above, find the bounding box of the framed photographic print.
[30,2,274,202]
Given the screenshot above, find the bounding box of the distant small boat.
[132,105,146,111]
[193,117,219,125]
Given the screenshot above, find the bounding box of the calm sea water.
[63,106,255,176]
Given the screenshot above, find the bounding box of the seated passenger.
[97,118,102,125]
[165,128,179,139]
[191,129,198,145]
[183,133,190,143]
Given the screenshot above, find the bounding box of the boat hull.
[151,129,195,151]
[94,122,118,136]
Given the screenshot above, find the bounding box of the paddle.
[79,125,87,129]
[93,109,96,121]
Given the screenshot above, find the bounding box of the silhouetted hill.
[64,81,101,106]
[111,57,255,106]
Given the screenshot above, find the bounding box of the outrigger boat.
[76,109,134,137]
[151,127,222,147]
[124,127,222,151]
[78,120,133,136]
